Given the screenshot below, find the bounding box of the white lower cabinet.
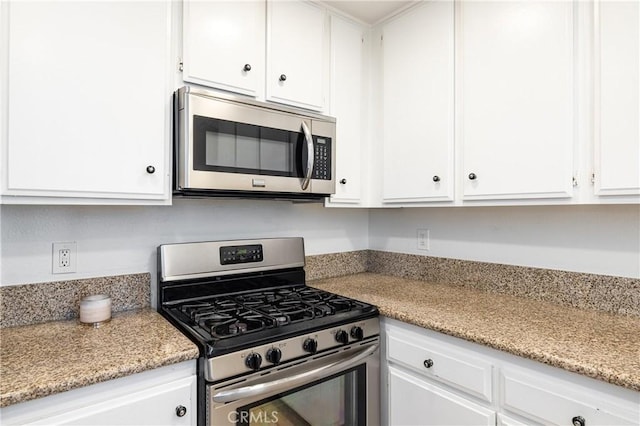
[389,366,495,426]
[0,361,196,426]
[383,318,640,426]
[501,367,637,426]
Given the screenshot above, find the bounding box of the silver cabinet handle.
[212,343,378,403]
[300,121,314,191]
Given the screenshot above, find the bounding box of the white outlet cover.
[417,229,430,251]
[52,242,77,274]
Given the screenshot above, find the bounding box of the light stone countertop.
[0,308,199,408]
[310,273,640,392]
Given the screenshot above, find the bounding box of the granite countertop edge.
[309,273,640,392]
[379,309,637,391]
[0,309,200,408]
[0,350,197,408]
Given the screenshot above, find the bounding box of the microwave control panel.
[313,137,332,180]
[220,244,263,265]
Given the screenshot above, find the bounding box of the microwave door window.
[205,122,259,170]
[193,115,303,178]
[258,127,296,176]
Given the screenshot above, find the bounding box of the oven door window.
[235,365,366,426]
[193,115,306,178]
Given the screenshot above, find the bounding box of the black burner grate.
[173,286,369,341]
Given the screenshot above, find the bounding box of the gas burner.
[211,314,268,339]
[228,322,247,334]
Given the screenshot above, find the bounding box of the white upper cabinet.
[3,1,171,203]
[182,1,265,97]
[266,1,327,111]
[460,1,575,201]
[594,0,640,196]
[382,1,455,203]
[327,15,365,205]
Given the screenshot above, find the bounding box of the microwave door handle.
[300,121,314,190]
[212,343,378,404]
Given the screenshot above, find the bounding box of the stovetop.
[157,238,378,358]
[163,284,377,357]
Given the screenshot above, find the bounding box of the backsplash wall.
[369,205,640,279]
[2,203,638,289]
[0,199,369,286]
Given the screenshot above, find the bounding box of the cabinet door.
[501,368,638,426]
[382,1,454,204]
[388,366,495,426]
[594,0,640,196]
[4,1,171,201]
[327,16,364,205]
[182,1,265,97]
[460,1,575,200]
[266,1,326,111]
[31,376,196,425]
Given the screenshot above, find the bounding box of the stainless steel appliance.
[157,238,379,426]
[174,87,336,200]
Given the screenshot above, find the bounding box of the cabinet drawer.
[387,331,493,402]
[389,366,495,426]
[501,368,638,426]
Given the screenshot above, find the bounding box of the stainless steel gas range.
[157,238,380,426]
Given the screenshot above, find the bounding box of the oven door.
[207,341,379,426]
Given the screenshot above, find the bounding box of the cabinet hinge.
[591,173,595,184]
[178,59,183,72]
[572,177,578,187]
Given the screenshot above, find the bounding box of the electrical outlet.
[53,242,77,274]
[417,229,430,251]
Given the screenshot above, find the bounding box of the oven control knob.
[245,352,262,370]
[350,326,364,341]
[303,338,318,354]
[335,329,349,345]
[266,347,282,364]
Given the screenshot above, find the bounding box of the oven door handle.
[212,343,378,403]
[300,120,314,191]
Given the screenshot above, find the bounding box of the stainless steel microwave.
[173,86,336,200]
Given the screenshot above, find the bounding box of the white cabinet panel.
[460,1,575,200]
[501,367,638,426]
[389,366,496,426]
[266,1,326,111]
[383,318,640,426]
[182,1,265,97]
[382,1,454,203]
[327,15,364,205]
[387,331,493,403]
[497,413,532,426]
[594,0,640,196]
[0,361,197,426]
[4,1,171,201]
[34,376,196,426]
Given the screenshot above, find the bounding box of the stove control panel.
[205,317,380,382]
[220,244,263,265]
